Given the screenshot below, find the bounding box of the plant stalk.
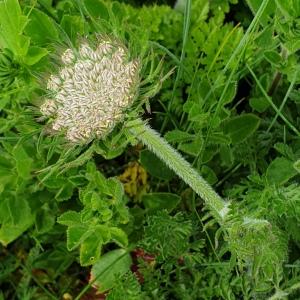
[130,118,229,224]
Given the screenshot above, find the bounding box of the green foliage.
[0,0,30,58]
[106,272,144,300]
[140,149,175,180]
[91,249,132,292]
[141,211,192,260]
[24,8,59,45]
[142,192,181,212]
[57,162,129,266]
[0,195,34,246]
[223,114,261,144]
[226,216,288,290]
[1,0,300,299]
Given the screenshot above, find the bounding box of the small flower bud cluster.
[40,39,139,142]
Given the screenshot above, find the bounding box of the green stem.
[129,118,229,224]
[247,64,300,136]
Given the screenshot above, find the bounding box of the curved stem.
[129,118,229,224]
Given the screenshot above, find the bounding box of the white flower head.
[79,43,95,60]
[41,38,140,143]
[40,99,57,117]
[61,48,75,65]
[46,75,61,92]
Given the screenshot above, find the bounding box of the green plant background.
[1,0,300,299]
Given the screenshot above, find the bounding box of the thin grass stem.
[267,69,299,132]
[247,64,300,136]
[160,0,191,132]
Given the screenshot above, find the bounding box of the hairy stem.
[129,118,229,224]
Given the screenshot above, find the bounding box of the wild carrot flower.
[40,36,229,225]
[40,38,140,143]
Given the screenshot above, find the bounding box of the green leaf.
[293,160,300,173]
[42,173,72,189]
[100,208,113,222]
[179,138,203,157]
[284,38,300,54]
[255,25,275,49]
[83,0,109,20]
[0,0,30,56]
[86,162,107,189]
[201,165,218,185]
[274,143,295,160]
[91,249,132,292]
[276,0,300,18]
[94,225,111,244]
[140,149,175,180]
[209,132,231,145]
[223,114,261,144]
[249,97,270,113]
[24,46,48,65]
[221,81,237,105]
[60,15,85,42]
[57,211,81,227]
[55,182,74,202]
[111,2,125,21]
[142,193,181,212]
[245,0,276,25]
[12,144,33,179]
[266,157,297,185]
[80,234,102,266]
[106,178,124,203]
[0,163,14,192]
[164,130,195,143]
[109,227,128,247]
[35,207,55,234]
[220,145,234,167]
[0,197,34,246]
[188,104,209,123]
[264,50,282,67]
[32,244,73,278]
[24,8,58,45]
[66,226,90,251]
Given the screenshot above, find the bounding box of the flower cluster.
[40,39,140,142]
